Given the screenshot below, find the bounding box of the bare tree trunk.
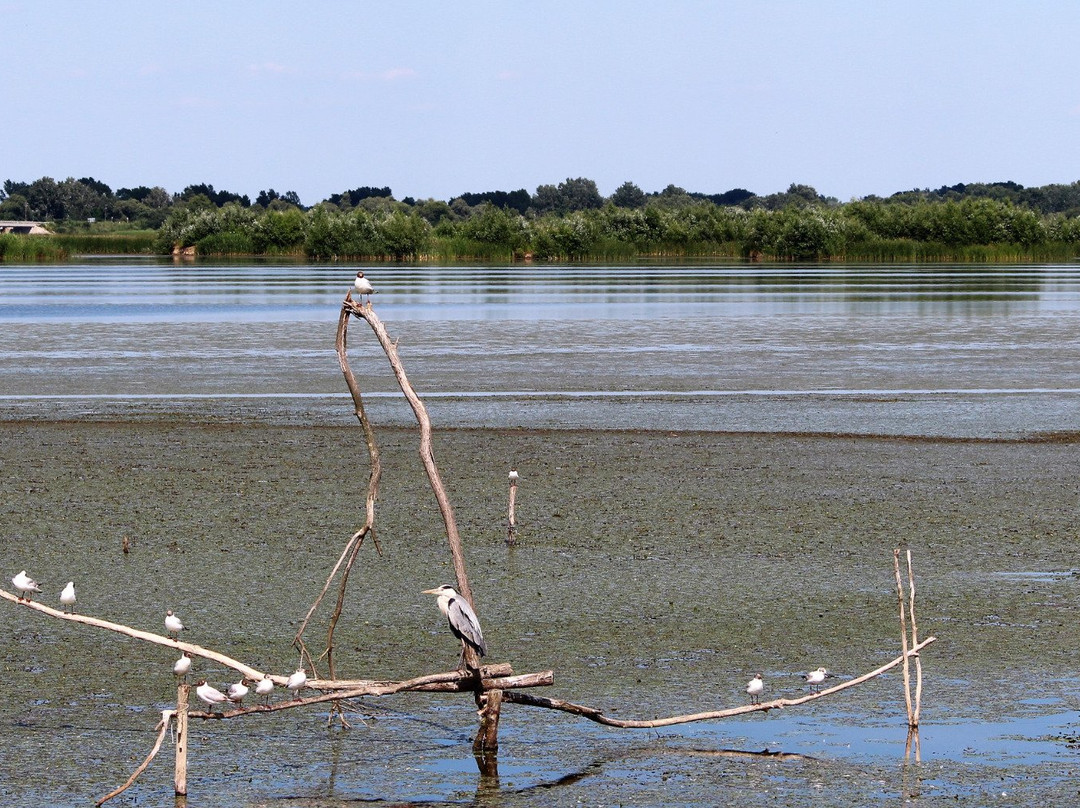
[346,299,481,669]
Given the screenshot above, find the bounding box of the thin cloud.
[246,62,295,77]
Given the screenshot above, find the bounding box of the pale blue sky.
[5,1,1078,205]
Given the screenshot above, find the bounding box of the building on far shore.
[0,221,53,234]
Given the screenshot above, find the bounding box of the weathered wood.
[174,684,189,795]
[474,688,503,754]
[507,474,518,545]
[95,709,174,805]
[907,549,924,727]
[347,299,482,671]
[502,637,936,728]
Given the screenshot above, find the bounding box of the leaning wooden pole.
[346,297,482,670]
[906,549,924,727]
[893,549,915,727]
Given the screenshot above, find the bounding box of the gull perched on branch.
[423,585,487,663]
[255,675,274,704]
[165,610,184,637]
[286,668,308,700]
[195,681,229,711]
[353,271,375,303]
[227,680,249,705]
[12,570,42,601]
[60,581,77,613]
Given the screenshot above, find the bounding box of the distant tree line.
[4,174,1080,261]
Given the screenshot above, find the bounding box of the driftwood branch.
[503,637,936,728]
[346,298,482,669]
[294,296,384,682]
[95,710,174,806]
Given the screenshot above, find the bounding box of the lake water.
[2,259,1080,437]
[1,259,1080,806]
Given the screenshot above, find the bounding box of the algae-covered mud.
[1,421,1078,806]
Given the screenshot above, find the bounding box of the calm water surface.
[2,259,1079,437]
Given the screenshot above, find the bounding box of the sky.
[4,1,1080,205]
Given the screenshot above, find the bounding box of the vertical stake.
[507,469,519,545]
[174,683,189,796]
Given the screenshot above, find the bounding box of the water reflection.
[2,261,1080,322]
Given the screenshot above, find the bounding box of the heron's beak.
[422,588,440,595]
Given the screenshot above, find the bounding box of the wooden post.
[474,688,503,754]
[175,683,189,796]
[506,469,518,545]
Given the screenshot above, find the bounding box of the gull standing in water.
[12,570,42,601]
[173,653,192,680]
[746,673,764,704]
[353,271,375,303]
[227,680,249,705]
[195,681,229,711]
[59,582,77,613]
[803,667,831,692]
[165,610,185,637]
[255,675,274,704]
[423,585,487,666]
[286,668,308,700]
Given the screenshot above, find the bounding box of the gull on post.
[423,585,487,666]
[173,653,192,680]
[12,570,42,601]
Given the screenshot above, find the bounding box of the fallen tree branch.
[503,637,936,728]
[95,710,173,806]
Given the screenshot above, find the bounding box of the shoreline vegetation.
[3,176,1080,263]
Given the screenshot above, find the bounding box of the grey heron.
[423,585,488,661]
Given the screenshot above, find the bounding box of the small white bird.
[227,680,249,705]
[804,667,830,691]
[12,570,42,601]
[59,581,76,613]
[165,610,184,637]
[508,469,519,481]
[195,680,229,711]
[255,675,274,703]
[286,668,307,699]
[746,673,764,704]
[353,271,375,302]
[173,653,192,679]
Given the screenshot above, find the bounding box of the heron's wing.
[446,595,487,656]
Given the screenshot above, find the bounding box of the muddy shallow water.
[1,421,1079,806]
